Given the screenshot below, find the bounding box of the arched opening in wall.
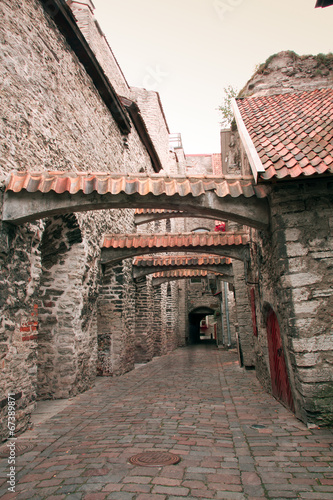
[37,214,92,401]
[188,307,216,345]
[265,306,295,413]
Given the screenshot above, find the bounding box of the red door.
[266,309,295,412]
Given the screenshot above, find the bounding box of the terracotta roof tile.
[134,208,182,215]
[102,232,249,250]
[153,270,212,279]
[133,255,232,267]
[236,88,333,180]
[5,172,268,199]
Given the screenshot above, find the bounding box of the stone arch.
[102,245,249,266]
[37,214,97,400]
[188,306,216,345]
[4,173,270,229]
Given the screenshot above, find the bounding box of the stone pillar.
[97,262,135,377]
[176,281,187,346]
[267,181,333,424]
[0,221,42,440]
[38,215,97,399]
[134,278,154,363]
[152,285,166,356]
[232,259,255,367]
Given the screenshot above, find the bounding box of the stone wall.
[251,180,333,425]
[67,0,131,98]
[134,277,154,363]
[0,0,180,440]
[130,87,175,173]
[97,261,136,376]
[185,155,213,175]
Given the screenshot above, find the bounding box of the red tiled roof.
[102,232,249,249]
[153,270,212,279]
[133,255,232,267]
[236,88,333,180]
[134,209,182,215]
[5,172,268,198]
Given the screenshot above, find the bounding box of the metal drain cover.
[0,442,35,458]
[129,451,181,467]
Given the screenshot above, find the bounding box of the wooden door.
[266,309,295,412]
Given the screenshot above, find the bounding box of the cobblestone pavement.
[1,345,333,500]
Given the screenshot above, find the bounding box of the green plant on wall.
[218,85,238,129]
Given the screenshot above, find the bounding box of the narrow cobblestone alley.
[1,345,332,500]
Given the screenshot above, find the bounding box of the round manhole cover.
[0,442,35,458]
[128,451,181,467]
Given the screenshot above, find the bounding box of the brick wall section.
[253,180,333,425]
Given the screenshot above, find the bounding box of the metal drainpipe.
[224,281,231,346]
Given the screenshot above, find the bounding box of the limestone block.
[286,242,308,257]
[284,228,301,241]
[294,352,320,367]
[292,288,310,302]
[298,367,333,383]
[281,272,321,288]
[293,334,333,353]
[287,257,310,273]
[293,300,320,315]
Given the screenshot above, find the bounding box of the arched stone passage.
[38,214,97,399]
[3,172,270,229]
[188,307,216,345]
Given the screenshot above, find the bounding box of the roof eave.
[41,0,131,135]
[231,98,266,184]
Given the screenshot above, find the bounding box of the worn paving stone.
[0,346,332,500]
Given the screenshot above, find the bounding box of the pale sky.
[93,0,332,154]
